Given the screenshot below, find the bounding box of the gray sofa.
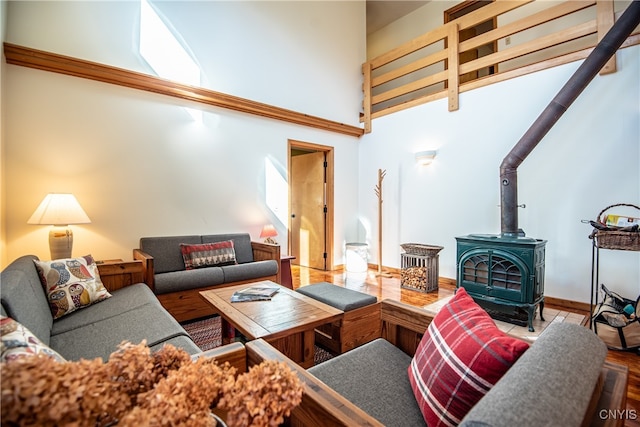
[0,255,200,361]
[133,233,280,322]
[246,300,630,427]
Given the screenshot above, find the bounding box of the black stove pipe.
[500,0,640,236]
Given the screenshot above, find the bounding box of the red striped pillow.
[408,288,529,427]
[180,241,237,269]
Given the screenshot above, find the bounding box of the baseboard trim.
[544,296,591,314]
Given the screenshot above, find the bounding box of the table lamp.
[260,224,278,245]
[27,193,91,260]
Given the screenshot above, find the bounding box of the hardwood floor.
[291,265,640,427]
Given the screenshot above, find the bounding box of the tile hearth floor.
[423,296,585,343]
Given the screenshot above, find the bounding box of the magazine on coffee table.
[230,285,280,302]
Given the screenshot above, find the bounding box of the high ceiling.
[366,0,430,35]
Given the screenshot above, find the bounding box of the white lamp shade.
[27,194,91,226]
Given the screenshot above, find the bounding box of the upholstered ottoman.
[297,282,380,354]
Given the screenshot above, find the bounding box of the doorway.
[288,140,334,271]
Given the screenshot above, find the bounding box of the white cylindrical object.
[345,243,368,273]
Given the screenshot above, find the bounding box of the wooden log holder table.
[296,282,381,354]
[200,280,342,368]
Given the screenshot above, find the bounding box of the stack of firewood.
[401,266,428,290]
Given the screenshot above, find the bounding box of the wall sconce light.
[27,193,91,260]
[415,150,437,166]
[260,224,278,245]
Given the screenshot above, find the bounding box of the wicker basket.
[400,243,444,256]
[590,203,640,251]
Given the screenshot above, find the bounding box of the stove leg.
[527,305,535,332]
[526,301,544,332]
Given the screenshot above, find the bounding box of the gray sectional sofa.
[134,233,280,322]
[0,255,200,361]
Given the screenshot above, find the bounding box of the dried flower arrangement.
[1,341,303,427]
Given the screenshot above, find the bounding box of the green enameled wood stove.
[456,234,547,332]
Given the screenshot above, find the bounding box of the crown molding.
[4,43,364,138]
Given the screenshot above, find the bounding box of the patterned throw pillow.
[33,255,111,319]
[180,241,237,270]
[408,288,530,427]
[0,316,65,362]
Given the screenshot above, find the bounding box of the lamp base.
[263,237,278,245]
[49,226,73,260]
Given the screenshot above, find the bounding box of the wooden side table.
[280,255,295,289]
[96,259,144,292]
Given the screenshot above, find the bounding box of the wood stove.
[456,234,546,331]
[455,3,640,333]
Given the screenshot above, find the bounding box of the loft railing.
[361,0,640,133]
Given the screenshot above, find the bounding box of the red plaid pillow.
[180,241,237,269]
[408,288,529,426]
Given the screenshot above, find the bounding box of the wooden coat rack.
[374,169,391,278]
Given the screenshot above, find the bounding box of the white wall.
[2,1,365,265]
[359,44,640,303]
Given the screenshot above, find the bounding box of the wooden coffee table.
[200,281,342,368]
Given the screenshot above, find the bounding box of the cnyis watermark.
[599,409,638,421]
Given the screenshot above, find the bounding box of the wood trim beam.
[453,0,533,32]
[447,23,460,112]
[371,70,447,105]
[362,62,372,134]
[458,20,598,76]
[597,0,617,74]
[370,25,449,70]
[3,43,364,138]
[371,49,447,88]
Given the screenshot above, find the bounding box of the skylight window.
[265,158,288,226]
[139,0,201,121]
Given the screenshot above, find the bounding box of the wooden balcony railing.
[361,0,640,133]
